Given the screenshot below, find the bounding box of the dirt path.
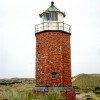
[76,92,100,100]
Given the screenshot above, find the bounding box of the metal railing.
[35,22,71,33]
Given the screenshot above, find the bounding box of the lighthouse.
[34,1,75,100]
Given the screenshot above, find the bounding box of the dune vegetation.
[72,74,100,90]
[73,74,100,100]
[0,74,100,100]
[0,78,65,100]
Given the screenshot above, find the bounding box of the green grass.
[72,74,100,90]
[73,74,100,99]
[1,74,100,99]
[0,83,65,100]
[0,83,32,100]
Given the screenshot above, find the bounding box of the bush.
[95,87,100,91]
[93,87,100,95]
[73,86,80,90]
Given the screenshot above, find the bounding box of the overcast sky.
[0,0,100,78]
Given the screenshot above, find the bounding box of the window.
[46,13,51,20]
[52,12,58,21]
[46,12,58,21]
[52,72,57,79]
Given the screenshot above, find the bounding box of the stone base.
[33,86,76,100]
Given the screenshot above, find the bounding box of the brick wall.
[35,31,72,86]
[66,91,76,100]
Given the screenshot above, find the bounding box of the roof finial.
[51,1,54,6]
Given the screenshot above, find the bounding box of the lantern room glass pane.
[46,12,58,21]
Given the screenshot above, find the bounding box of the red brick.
[35,31,76,99]
[36,31,72,86]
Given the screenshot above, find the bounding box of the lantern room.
[35,1,71,33]
[40,1,65,22]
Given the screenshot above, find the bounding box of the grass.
[1,74,100,100]
[0,83,65,100]
[0,83,32,100]
[72,74,100,90]
[73,74,100,100]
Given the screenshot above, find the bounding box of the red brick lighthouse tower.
[34,1,75,100]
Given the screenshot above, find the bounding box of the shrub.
[93,87,100,95]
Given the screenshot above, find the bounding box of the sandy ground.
[76,92,100,100]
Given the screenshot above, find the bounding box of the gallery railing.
[35,22,71,33]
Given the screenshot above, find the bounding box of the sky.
[0,0,100,78]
